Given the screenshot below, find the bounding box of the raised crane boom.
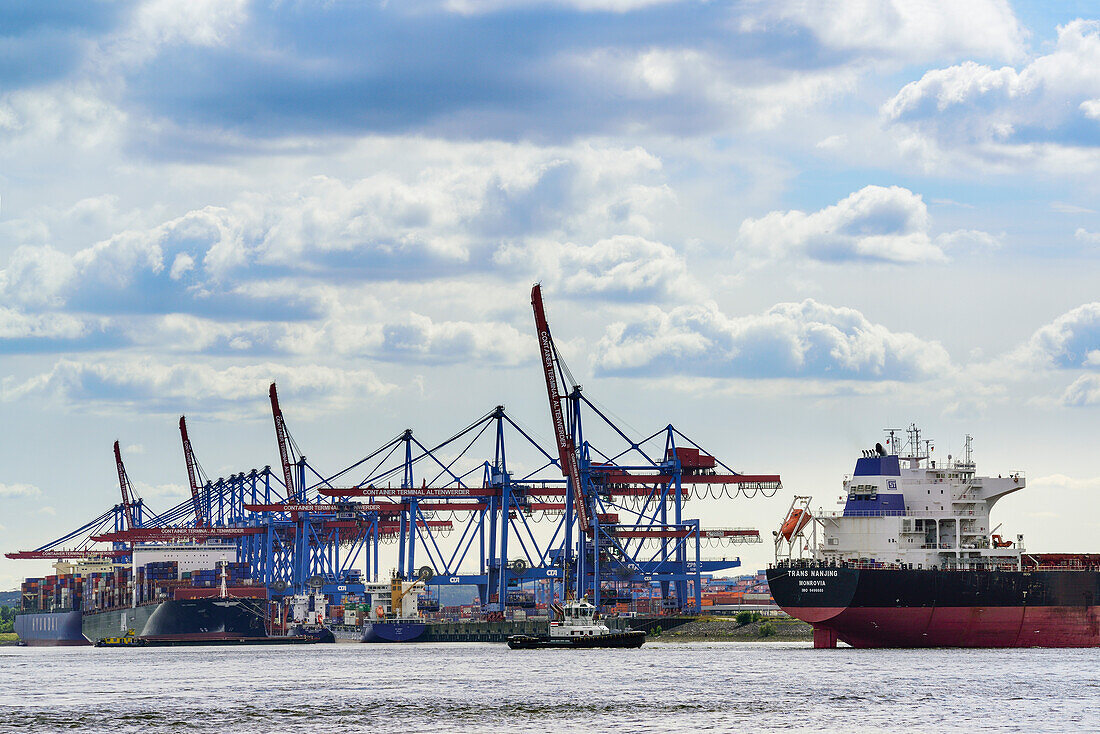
[530,284,590,534]
[269,382,297,501]
[113,440,136,530]
[178,416,206,527]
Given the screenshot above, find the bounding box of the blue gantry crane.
[6,288,781,615]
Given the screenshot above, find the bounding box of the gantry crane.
[178,416,207,527]
[531,283,590,535]
[269,382,297,500]
[113,440,138,531]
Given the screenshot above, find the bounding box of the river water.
[1,641,1097,732]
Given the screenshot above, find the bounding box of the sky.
[2,0,1100,590]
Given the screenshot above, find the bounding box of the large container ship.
[767,426,1100,648]
[15,544,268,646]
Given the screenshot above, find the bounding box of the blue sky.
[2,0,1100,587]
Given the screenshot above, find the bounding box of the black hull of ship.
[507,630,646,649]
[766,565,1100,648]
[14,610,89,646]
[83,597,269,643]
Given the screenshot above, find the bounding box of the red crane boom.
[113,440,137,530]
[178,416,206,527]
[269,382,298,501]
[530,284,590,534]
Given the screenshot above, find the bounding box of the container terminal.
[10,286,781,646]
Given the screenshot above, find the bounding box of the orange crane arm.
[269,382,298,501]
[178,416,206,527]
[530,284,589,534]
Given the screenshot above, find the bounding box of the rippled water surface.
[2,641,1098,732]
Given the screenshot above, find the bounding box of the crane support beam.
[113,440,136,531]
[702,528,761,538]
[179,416,206,526]
[524,502,566,511]
[5,549,130,559]
[323,520,453,531]
[269,382,298,500]
[595,472,782,485]
[92,527,264,542]
[523,488,568,497]
[531,284,589,533]
[242,503,405,513]
[610,529,693,538]
[417,502,488,511]
[318,487,499,498]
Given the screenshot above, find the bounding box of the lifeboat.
[780,509,811,541]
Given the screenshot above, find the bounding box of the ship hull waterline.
[361,621,428,643]
[13,598,269,646]
[507,630,647,649]
[766,566,1100,648]
[14,610,89,646]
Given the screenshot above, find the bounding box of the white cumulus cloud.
[1,358,395,416]
[743,0,1026,63]
[1031,473,1100,492]
[0,482,42,498]
[1013,302,1100,371]
[1062,374,1100,407]
[1075,228,1100,244]
[736,185,990,264]
[883,20,1100,170]
[494,235,690,301]
[594,299,953,381]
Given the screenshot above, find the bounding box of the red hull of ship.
[795,606,1100,648]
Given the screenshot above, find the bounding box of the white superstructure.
[363,570,424,620]
[777,426,1027,570]
[549,598,613,639]
[131,543,238,575]
[288,590,328,625]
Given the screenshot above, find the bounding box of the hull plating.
[507,630,646,649]
[14,610,89,646]
[82,598,268,643]
[361,621,427,643]
[766,566,1100,648]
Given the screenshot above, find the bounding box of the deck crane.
[530,284,590,535]
[113,440,138,531]
[269,382,298,501]
[178,416,207,527]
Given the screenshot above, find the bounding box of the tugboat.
[507,598,646,649]
[95,628,146,647]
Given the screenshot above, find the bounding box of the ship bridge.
[843,451,904,517]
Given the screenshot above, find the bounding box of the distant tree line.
[0,605,15,634]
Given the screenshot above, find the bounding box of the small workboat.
[95,629,146,647]
[507,598,646,650]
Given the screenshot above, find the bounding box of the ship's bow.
[766,565,860,647]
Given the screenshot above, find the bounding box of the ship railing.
[770,559,1030,572]
[817,510,906,518]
